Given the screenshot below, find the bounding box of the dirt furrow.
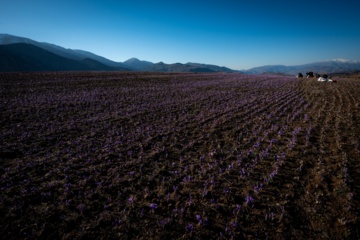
[289,79,359,239]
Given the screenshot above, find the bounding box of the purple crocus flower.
[149,203,158,210]
[185,223,194,232]
[245,195,254,205]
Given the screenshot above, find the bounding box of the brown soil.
[0,72,359,239]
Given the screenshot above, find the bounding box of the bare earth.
[1,72,359,239]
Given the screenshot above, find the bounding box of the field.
[1,72,359,239]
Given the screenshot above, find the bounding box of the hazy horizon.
[1,0,360,70]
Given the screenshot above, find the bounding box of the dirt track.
[0,73,359,239]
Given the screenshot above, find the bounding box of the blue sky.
[1,0,360,69]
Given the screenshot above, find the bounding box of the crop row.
[0,72,359,239]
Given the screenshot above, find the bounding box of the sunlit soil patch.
[1,72,359,239]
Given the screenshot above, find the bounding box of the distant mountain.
[186,62,236,72]
[3,33,357,74]
[0,33,131,71]
[123,58,154,70]
[0,34,37,45]
[0,43,125,72]
[143,62,235,73]
[0,33,238,73]
[244,59,360,75]
[244,65,294,75]
[73,49,130,69]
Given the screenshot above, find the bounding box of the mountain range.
[1,33,360,74]
[243,59,360,75]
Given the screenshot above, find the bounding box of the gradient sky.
[1,0,360,69]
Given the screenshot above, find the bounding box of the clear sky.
[1,0,360,69]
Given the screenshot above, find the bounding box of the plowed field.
[1,72,359,239]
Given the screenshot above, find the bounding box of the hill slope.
[245,60,360,75]
[0,34,238,73]
[123,58,154,70]
[0,43,126,72]
[3,33,359,74]
[143,62,235,72]
[0,33,131,70]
